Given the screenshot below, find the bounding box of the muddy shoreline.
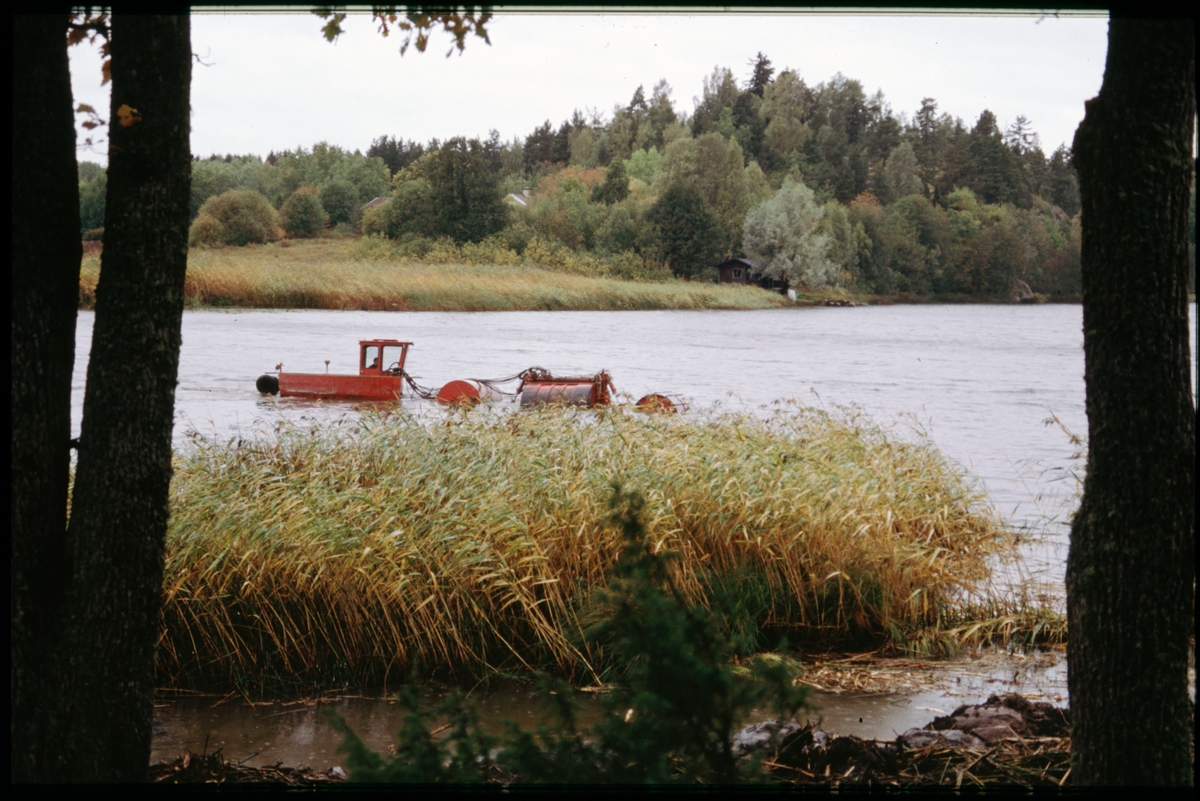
[150,693,1074,787]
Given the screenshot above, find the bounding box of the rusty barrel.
[520,372,613,409]
[634,393,679,413]
[437,379,502,406]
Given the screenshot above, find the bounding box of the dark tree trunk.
[11,15,192,783]
[61,15,193,782]
[11,15,84,782]
[1067,19,1195,786]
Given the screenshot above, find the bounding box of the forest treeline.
[77,54,1197,299]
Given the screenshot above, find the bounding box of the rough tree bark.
[11,14,84,781]
[1067,18,1195,786]
[10,15,192,782]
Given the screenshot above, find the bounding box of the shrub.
[346,233,397,262]
[604,250,660,281]
[360,201,388,237]
[191,189,282,246]
[280,187,328,238]
[594,204,641,255]
[187,214,227,248]
[500,220,538,254]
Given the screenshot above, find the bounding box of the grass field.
[79,238,791,312]
[159,403,1032,691]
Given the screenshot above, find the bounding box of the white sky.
[69,8,1110,166]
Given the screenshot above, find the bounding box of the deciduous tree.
[742,179,834,289]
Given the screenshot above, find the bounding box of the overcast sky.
[69,9,1110,165]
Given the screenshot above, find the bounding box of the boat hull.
[278,372,403,400]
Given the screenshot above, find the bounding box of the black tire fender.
[256,374,279,395]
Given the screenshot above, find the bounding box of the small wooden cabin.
[714,257,789,294]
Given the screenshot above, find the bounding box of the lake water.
[73,303,1197,589]
[70,303,1196,765]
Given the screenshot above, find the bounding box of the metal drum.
[436,379,502,406]
[519,371,613,409]
[635,393,681,413]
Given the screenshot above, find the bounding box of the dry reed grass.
[80,239,788,311]
[160,404,1013,691]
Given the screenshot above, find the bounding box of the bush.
[500,220,538,254]
[346,233,397,262]
[187,214,227,248]
[280,187,328,238]
[594,204,641,255]
[604,250,661,281]
[360,201,388,237]
[190,189,282,247]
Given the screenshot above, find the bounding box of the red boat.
[256,339,412,401]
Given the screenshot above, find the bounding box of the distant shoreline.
[78,238,1088,312]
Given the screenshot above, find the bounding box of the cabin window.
[363,345,381,370]
[733,268,742,279]
[381,345,405,372]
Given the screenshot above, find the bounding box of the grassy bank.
[79,238,790,312]
[161,404,1020,691]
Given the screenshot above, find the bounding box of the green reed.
[160,404,1014,690]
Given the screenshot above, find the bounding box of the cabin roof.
[715,257,757,270]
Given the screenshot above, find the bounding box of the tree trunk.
[61,15,192,782]
[1067,19,1195,786]
[11,15,84,782]
[11,15,192,783]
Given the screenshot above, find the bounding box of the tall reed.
[161,404,1012,690]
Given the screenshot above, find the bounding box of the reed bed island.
[161,404,1021,691]
[79,238,791,312]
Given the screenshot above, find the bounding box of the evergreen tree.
[967,110,1020,205]
[524,120,556,168]
[646,183,726,278]
[367,134,403,175]
[591,159,630,205]
[645,79,679,152]
[426,137,507,244]
[746,52,774,97]
[1045,145,1081,216]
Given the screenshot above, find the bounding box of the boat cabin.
[360,339,412,375]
